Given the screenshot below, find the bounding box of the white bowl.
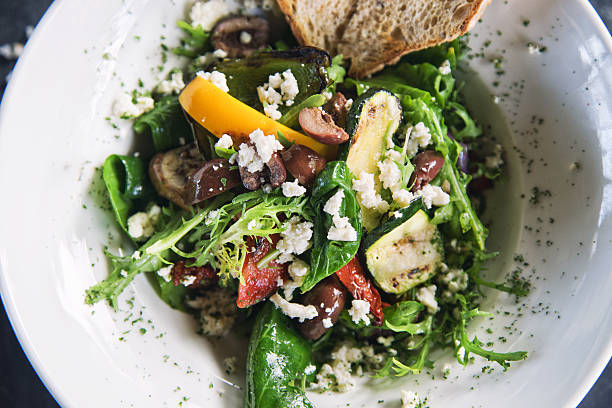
[1,0,611,407]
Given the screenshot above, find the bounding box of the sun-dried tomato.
[171,260,218,288]
[336,257,384,326]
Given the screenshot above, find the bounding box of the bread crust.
[276,0,491,78]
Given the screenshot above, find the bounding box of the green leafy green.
[382,301,427,334]
[245,302,314,408]
[133,95,193,152]
[444,100,482,140]
[453,294,528,368]
[102,154,155,233]
[303,161,362,292]
[173,20,210,58]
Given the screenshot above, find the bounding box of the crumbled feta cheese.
[196,70,229,92]
[247,219,258,231]
[127,205,161,240]
[188,288,237,336]
[131,251,141,260]
[392,189,415,207]
[485,144,504,169]
[377,336,394,347]
[190,0,235,31]
[213,48,228,58]
[157,265,173,282]
[404,122,432,156]
[182,275,197,286]
[261,183,272,193]
[327,214,357,241]
[348,299,371,325]
[113,93,155,119]
[417,184,450,209]
[216,134,234,150]
[282,258,310,300]
[281,179,306,197]
[352,171,389,213]
[237,143,263,172]
[223,356,237,375]
[377,158,402,192]
[239,31,252,44]
[322,90,332,100]
[416,285,439,314]
[322,317,333,328]
[277,216,313,262]
[304,364,316,375]
[439,268,468,292]
[120,270,128,278]
[249,128,284,163]
[439,59,452,75]
[394,211,403,218]
[156,71,185,95]
[401,390,420,408]
[270,293,318,322]
[257,69,300,112]
[323,189,345,216]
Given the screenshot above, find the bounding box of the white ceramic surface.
[1,0,611,407]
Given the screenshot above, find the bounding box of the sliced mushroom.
[297,275,347,340]
[149,144,205,210]
[265,152,287,188]
[281,144,327,186]
[323,92,349,129]
[298,107,349,145]
[211,16,270,58]
[185,158,241,205]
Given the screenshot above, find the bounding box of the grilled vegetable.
[344,88,402,231]
[363,200,443,294]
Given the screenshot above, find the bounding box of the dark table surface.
[1,0,611,407]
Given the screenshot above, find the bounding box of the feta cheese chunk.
[190,0,235,31]
[281,179,307,197]
[416,284,439,314]
[439,268,468,292]
[127,204,161,240]
[323,189,345,216]
[249,128,284,164]
[240,31,252,44]
[270,293,318,322]
[322,317,333,328]
[196,70,229,92]
[277,216,314,263]
[404,122,432,156]
[485,143,504,169]
[156,265,173,282]
[215,134,234,150]
[418,184,450,209]
[213,48,228,58]
[352,171,389,212]
[282,258,310,300]
[156,71,185,95]
[348,299,371,325]
[438,59,452,75]
[327,214,357,241]
[187,288,237,336]
[257,69,300,118]
[113,93,154,119]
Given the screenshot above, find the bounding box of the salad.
[86,2,528,406]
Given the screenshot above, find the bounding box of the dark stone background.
[0,0,610,407]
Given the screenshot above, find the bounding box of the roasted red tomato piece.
[336,257,384,326]
[237,235,288,308]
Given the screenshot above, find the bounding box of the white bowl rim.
[0,0,611,407]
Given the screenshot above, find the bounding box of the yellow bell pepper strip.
[178,76,337,160]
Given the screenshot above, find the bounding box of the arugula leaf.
[102,154,155,233]
[245,302,314,408]
[382,301,427,334]
[444,100,482,140]
[173,20,210,58]
[453,294,528,368]
[303,162,362,292]
[133,95,193,152]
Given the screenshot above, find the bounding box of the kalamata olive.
[468,176,493,194]
[410,150,445,191]
[323,92,349,129]
[239,165,262,191]
[297,275,347,340]
[185,158,241,205]
[149,144,206,210]
[457,142,469,173]
[281,144,327,186]
[298,107,349,145]
[211,16,270,58]
[265,151,287,188]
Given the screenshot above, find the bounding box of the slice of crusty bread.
[277,0,491,78]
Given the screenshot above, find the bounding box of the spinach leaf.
[133,95,192,152]
[245,302,313,408]
[303,161,362,292]
[154,275,190,311]
[102,154,155,233]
